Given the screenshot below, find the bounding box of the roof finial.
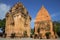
[42,5,44,8]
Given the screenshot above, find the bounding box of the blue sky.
[0,0,60,28]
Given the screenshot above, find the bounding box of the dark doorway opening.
[34,34,38,39]
[45,32,51,39]
[24,31,27,37]
[11,33,15,38]
[4,33,7,38]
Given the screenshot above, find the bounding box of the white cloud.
[30,18,35,28]
[51,13,59,17]
[51,12,60,21]
[0,3,11,19]
[31,19,35,23]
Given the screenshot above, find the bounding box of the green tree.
[31,29,34,35]
[0,18,6,28]
[53,21,60,33]
[0,18,6,33]
[53,21,60,37]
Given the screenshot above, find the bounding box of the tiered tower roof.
[35,6,51,22]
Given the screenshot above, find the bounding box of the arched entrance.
[11,33,15,38]
[45,32,51,39]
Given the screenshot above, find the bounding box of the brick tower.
[34,6,55,39]
[5,2,31,38]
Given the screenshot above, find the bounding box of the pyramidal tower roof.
[35,6,51,22]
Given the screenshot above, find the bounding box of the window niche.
[10,22,14,26]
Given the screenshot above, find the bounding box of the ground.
[0,38,59,40]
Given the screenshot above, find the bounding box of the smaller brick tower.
[34,6,55,39]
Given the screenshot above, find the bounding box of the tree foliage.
[0,18,6,33]
[53,21,60,37]
[0,18,6,28]
[31,29,34,35]
[53,21,60,32]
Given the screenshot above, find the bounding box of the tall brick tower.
[5,2,31,38]
[34,6,55,39]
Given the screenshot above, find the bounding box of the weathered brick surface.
[5,2,31,37]
[34,6,55,39]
